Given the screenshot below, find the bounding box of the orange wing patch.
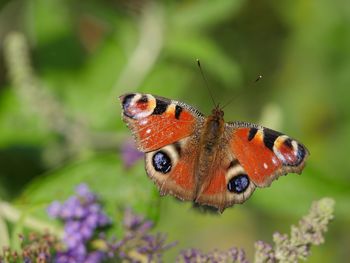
[120,93,203,152]
[229,125,308,187]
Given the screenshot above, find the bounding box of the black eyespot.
[283,138,293,149]
[295,143,306,165]
[139,95,148,103]
[152,151,172,174]
[122,94,135,118]
[227,174,249,194]
[122,94,135,110]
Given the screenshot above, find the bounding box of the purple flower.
[47,201,62,218]
[123,208,153,234]
[85,251,105,263]
[121,139,144,168]
[46,185,177,262]
[60,197,81,219]
[47,184,111,263]
[76,183,97,203]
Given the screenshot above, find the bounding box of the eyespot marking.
[122,94,136,118]
[263,128,283,151]
[139,95,148,103]
[295,143,307,166]
[227,174,250,194]
[152,151,172,174]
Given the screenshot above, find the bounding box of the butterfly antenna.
[221,74,263,110]
[197,59,217,108]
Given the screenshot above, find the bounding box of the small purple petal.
[64,221,81,234]
[123,208,145,230]
[72,244,87,257]
[138,221,153,233]
[121,139,144,168]
[85,251,105,263]
[97,213,110,226]
[75,184,97,203]
[60,197,80,219]
[88,203,101,214]
[75,184,90,196]
[73,205,87,219]
[47,201,62,218]
[63,232,83,249]
[80,224,94,240]
[85,213,99,228]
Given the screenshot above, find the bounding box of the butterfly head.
[211,105,224,120]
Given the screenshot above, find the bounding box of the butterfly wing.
[144,137,200,201]
[195,121,308,212]
[120,93,309,212]
[194,143,256,212]
[119,93,204,152]
[120,93,205,200]
[226,121,309,188]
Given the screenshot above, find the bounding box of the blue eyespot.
[122,94,135,118]
[227,174,249,193]
[152,151,172,174]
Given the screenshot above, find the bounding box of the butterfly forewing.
[120,93,204,152]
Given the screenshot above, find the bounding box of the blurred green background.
[0,0,349,261]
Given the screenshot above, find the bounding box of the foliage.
[0,0,349,261]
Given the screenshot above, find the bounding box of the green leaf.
[165,34,242,88]
[0,88,53,147]
[170,0,244,30]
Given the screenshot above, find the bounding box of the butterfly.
[119,93,309,212]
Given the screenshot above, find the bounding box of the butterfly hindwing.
[226,121,309,187]
[120,93,204,152]
[144,137,199,201]
[194,143,256,212]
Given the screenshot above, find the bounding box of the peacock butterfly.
[119,93,309,212]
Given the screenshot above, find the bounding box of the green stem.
[0,201,63,238]
[0,211,10,248]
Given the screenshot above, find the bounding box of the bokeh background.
[0,0,349,261]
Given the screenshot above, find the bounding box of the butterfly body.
[120,93,309,212]
[196,109,225,193]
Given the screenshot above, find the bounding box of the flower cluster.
[0,184,334,263]
[112,208,177,262]
[47,184,176,262]
[254,198,335,263]
[0,232,59,263]
[47,184,110,262]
